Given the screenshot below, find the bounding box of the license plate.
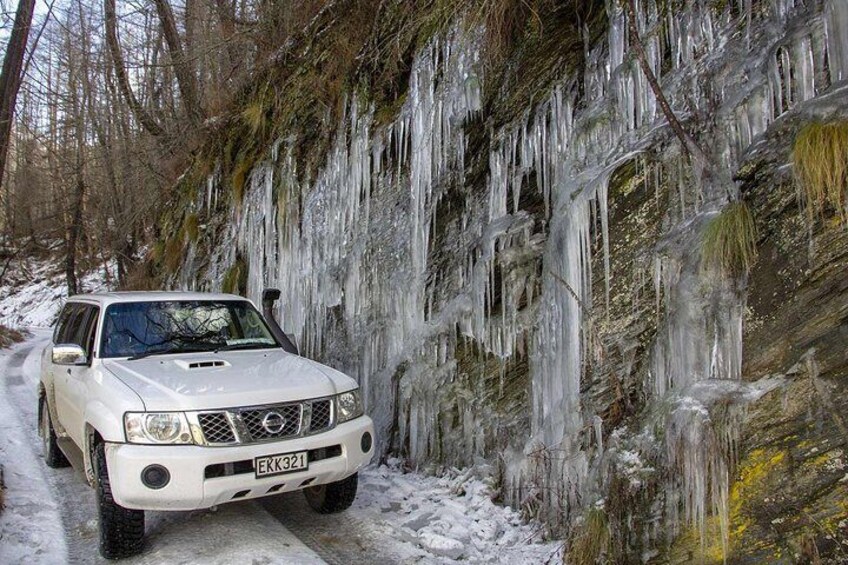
[255,451,309,478]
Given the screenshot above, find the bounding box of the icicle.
[191,2,836,552]
[825,0,848,83]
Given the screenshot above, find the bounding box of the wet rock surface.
[170,0,848,562]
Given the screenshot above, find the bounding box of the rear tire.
[94,443,145,559]
[40,399,69,468]
[303,473,358,514]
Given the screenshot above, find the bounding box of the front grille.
[197,412,236,444]
[310,399,333,432]
[193,397,336,446]
[241,403,301,441]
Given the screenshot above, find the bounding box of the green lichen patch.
[222,256,247,295]
[183,213,200,243]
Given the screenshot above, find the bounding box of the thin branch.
[623,0,707,166]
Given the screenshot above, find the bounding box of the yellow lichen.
[693,448,788,562]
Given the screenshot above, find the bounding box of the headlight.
[336,389,363,423]
[125,412,194,444]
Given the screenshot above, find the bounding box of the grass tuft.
[793,120,848,222]
[231,158,253,203]
[701,200,758,276]
[241,92,271,138]
[568,507,610,565]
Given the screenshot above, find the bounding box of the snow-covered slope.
[0,257,112,328]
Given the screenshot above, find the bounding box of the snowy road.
[0,331,323,564]
[0,332,559,564]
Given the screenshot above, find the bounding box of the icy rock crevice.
[176,0,848,557]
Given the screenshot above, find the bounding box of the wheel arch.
[83,401,123,485]
[38,382,66,438]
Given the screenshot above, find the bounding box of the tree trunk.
[0,0,36,190]
[104,0,165,136]
[152,0,205,127]
[66,174,84,295]
[213,0,240,80]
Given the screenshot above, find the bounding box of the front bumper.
[105,416,374,511]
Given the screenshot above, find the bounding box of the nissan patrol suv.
[38,290,374,559]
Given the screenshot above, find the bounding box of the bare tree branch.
[104,0,165,136]
[152,0,205,127]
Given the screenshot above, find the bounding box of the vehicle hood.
[102,350,357,411]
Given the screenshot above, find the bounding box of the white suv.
[38,290,374,559]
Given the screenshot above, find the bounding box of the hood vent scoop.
[174,359,230,370]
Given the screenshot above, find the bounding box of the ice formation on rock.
[178,0,848,553]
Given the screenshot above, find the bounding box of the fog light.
[141,464,170,489]
[361,431,372,453]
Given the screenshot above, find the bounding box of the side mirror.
[52,344,88,366]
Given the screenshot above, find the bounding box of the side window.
[61,305,86,346]
[53,304,75,343]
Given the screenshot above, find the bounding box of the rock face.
[169,0,848,561]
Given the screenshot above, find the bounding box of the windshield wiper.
[127,346,178,361]
[127,343,219,361]
[214,342,277,353]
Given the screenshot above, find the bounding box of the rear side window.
[79,306,100,358]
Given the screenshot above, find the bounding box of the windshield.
[100,300,279,359]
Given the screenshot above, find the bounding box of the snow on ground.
[0,339,67,564]
[0,332,324,564]
[354,464,561,563]
[0,256,113,328]
[0,276,561,564]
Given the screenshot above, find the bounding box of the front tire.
[93,443,145,559]
[40,400,69,468]
[303,473,358,514]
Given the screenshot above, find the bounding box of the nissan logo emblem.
[262,411,286,434]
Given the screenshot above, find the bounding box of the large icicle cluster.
[178,0,848,555]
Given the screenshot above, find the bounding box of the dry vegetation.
[793,121,848,223]
[567,506,610,565]
[0,324,26,348]
[701,200,758,276]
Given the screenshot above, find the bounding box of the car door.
[62,305,98,446]
[47,303,74,391]
[54,303,91,445]
[53,303,82,433]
